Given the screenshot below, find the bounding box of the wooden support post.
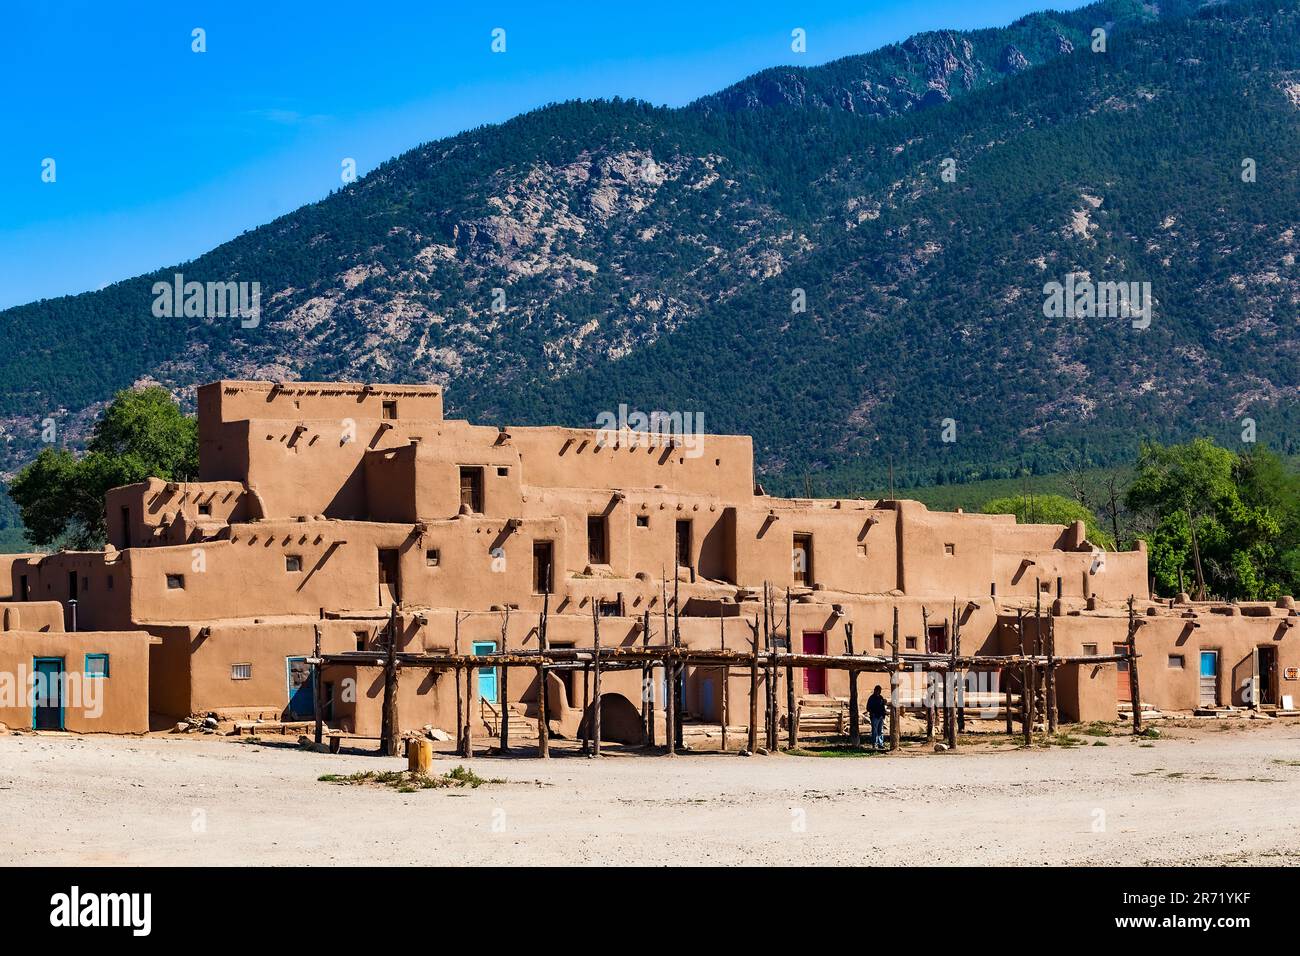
[1046,609,1058,735]
[463,659,474,759]
[785,588,797,750]
[673,564,684,750]
[719,606,728,753]
[643,609,655,748]
[1127,595,1142,736]
[664,646,677,757]
[453,611,462,753]
[948,599,959,750]
[953,598,964,738]
[1022,661,1035,747]
[581,662,591,754]
[499,608,510,753]
[591,601,602,757]
[889,608,901,752]
[747,619,759,754]
[537,592,550,758]
[312,623,324,746]
[846,621,860,748]
[381,605,400,757]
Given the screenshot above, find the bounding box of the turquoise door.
[33,658,65,730]
[473,641,498,703]
[286,657,314,718]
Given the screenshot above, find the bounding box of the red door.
[1113,643,1131,702]
[802,632,827,695]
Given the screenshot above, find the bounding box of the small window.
[355,631,368,651]
[636,515,649,528]
[1082,643,1098,656]
[496,466,509,477]
[84,654,109,678]
[166,573,185,590]
[1168,655,1185,669]
[426,548,440,567]
[285,555,303,572]
[231,663,252,680]
[944,543,955,556]
[198,503,212,516]
[382,400,397,420]
[873,632,885,650]
[905,636,918,650]
[1040,580,1052,592]
[857,544,868,557]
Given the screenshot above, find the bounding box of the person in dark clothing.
[866,685,888,750]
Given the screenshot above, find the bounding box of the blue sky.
[2,0,1075,309]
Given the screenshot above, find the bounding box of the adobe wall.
[0,600,64,633]
[0,629,151,733]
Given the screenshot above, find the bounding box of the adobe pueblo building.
[4,380,1298,746]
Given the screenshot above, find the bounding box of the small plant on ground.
[318,765,503,792]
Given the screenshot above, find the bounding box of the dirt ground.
[2,719,1299,866]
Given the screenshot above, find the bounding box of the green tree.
[980,493,1115,549]
[9,387,197,549]
[1125,439,1291,601]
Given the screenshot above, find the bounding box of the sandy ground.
[2,721,1299,866]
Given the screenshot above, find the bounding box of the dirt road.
[2,721,1298,866]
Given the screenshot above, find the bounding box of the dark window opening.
[355,631,368,651]
[793,533,813,586]
[198,502,211,516]
[166,574,185,590]
[378,549,400,604]
[19,575,30,601]
[121,506,131,549]
[496,466,509,477]
[533,541,554,594]
[905,636,918,650]
[426,548,440,567]
[459,467,484,513]
[873,632,885,649]
[285,555,302,572]
[636,514,649,528]
[926,625,948,654]
[587,515,608,564]
[675,520,692,570]
[67,571,78,600]
[382,400,397,420]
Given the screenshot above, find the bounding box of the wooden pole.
[948,599,959,749]
[537,591,550,758]
[785,588,797,750]
[1003,663,1013,736]
[673,562,683,750]
[453,610,462,753]
[889,608,900,752]
[954,598,964,736]
[499,607,510,752]
[747,618,759,754]
[719,606,728,753]
[922,606,936,742]
[312,623,324,746]
[590,601,602,757]
[463,658,474,759]
[1022,660,1034,746]
[1127,595,1142,735]
[1046,608,1057,734]
[846,621,860,747]
[382,604,400,757]
[643,609,655,747]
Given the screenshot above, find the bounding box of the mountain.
[2,0,1298,497]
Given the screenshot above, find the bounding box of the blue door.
[473,641,498,703]
[286,657,314,718]
[33,658,64,730]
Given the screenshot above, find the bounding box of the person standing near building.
[866,684,888,750]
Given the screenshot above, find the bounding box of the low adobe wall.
[0,630,151,733]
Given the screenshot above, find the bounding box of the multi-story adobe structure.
[4,379,1297,738]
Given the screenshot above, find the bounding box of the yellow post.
[408,738,433,775]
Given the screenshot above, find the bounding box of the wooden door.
[32,658,64,730]
[1257,646,1277,706]
[459,467,483,513]
[1113,643,1131,702]
[802,632,827,695]
[1199,650,1218,707]
[473,641,498,703]
[793,534,812,585]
